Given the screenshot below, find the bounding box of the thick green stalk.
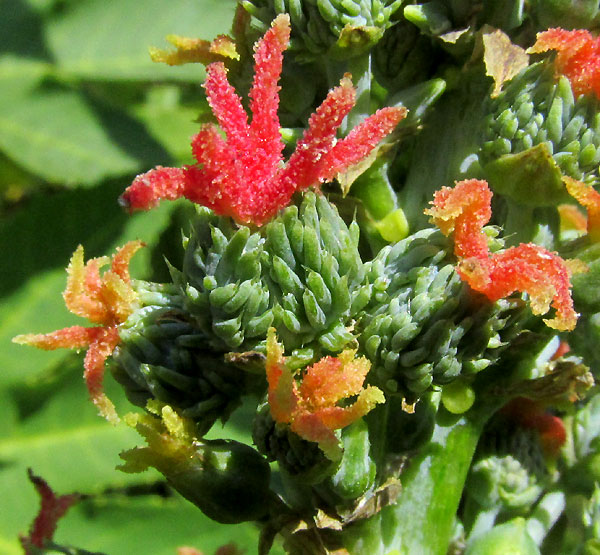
[341,409,493,554]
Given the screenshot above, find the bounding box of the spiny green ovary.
[178,193,370,359]
[242,0,403,56]
[253,402,330,478]
[111,286,247,432]
[481,62,600,183]
[468,454,544,511]
[178,209,272,351]
[358,229,528,396]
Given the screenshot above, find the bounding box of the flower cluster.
[13,241,143,422]
[265,328,384,460]
[426,179,578,331]
[529,28,600,99]
[120,14,406,226]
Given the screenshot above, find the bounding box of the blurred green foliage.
[0,0,279,553]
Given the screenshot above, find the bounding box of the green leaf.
[45,0,235,82]
[0,57,52,99]
[56,495,273,555]
[0,372,158,555]
[0,82,144,186]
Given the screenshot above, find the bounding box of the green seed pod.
[242,0,404,60]
[175,193,369,359]
[173,439,272,524]
[480,62,600,205]
[264,192,369,353]
[176,205,273,352]
[111,292,250,433]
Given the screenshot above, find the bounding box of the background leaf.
[45,0,233,82]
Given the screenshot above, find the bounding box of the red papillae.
[530,28,600,98]
[426,179,492,260]
[426,179,578,331]
[265,329,384,459]
[13,242,143,422]
[121,15,406,226]
[20,470,80,554]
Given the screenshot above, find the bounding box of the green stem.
[342,408,494,554]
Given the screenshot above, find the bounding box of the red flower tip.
[20,470,80,554]
[265,328,384,460]
[501,398,567,457]
[121,16,405,226]
[529,28,600,98]
[563,176,600,242]
[425,179,492,260]
[551,340,571,360]
[427,179,578,331]
[13,242,143,423]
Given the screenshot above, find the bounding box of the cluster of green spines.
[252,402,330,479]
[242,0,403,57]
[481,62,600,184]
[265,192,370,356]
[111,288,248,432]
[357,229,527,396]
[176,207,273,352]
[468,454,544,512]
[177,193,370,361]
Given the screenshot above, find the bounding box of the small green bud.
[327,419,376,500]
[441,379,476,414]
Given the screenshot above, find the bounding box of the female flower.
[13,241,143,423]
[529,28,600,99]
[120,15,406,226]
[426,179,579,331]
[265,328,384,460]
